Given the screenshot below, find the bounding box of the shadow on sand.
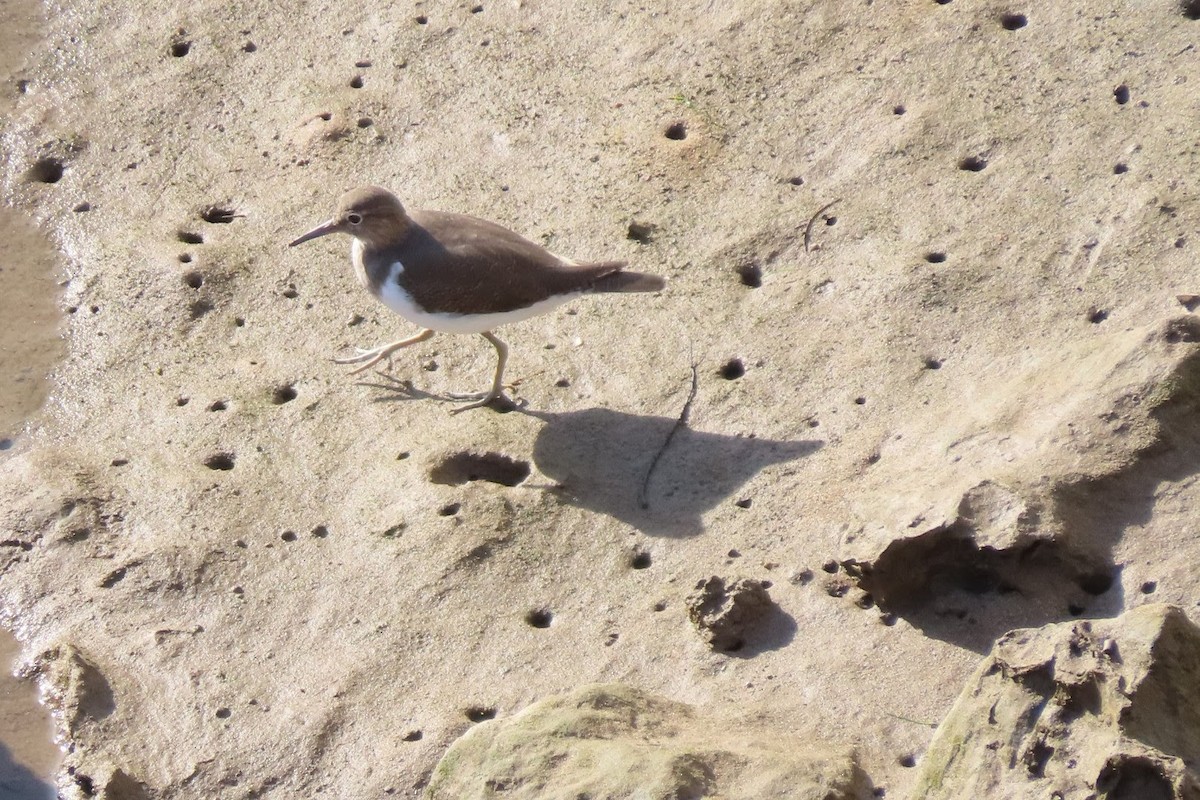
[520,407,821,536]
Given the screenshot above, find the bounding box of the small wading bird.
[289,186,665,411]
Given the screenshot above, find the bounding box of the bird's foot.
[332,347,393,376]
[447,387,522,413]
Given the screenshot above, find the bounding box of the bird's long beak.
[288,219,340,247]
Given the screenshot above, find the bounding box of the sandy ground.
[2,0,1200,798]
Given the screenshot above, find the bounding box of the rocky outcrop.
[426,684,868,800]
[909,604,1200,800]
[685,575,777,652]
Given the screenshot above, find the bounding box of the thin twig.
[804,199,841,253]
[638,364,700,509]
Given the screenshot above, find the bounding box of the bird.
[288,186,665,411]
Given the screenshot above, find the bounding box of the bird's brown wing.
[396,210,625,315]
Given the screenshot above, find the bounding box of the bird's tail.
[589,264,666,294]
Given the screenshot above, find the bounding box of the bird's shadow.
[519,406,822,537]
[358,376,821,535]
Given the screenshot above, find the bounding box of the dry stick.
[638,364,700,509]
[804,199,841,253]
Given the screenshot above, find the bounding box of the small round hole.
[25,158,64,184]
[664,121,688,141]
[923,357,942,370]
[178,253,193,264]
[271,384,297,405]
[958,155,988,172]
[415,15,429,24]
[1114,84,1130,105]
[630,551,651,569]
[465,706,495,722]
[1182,0,1200,20]
[280,530,297,542]
[349,75,364,88]
[170,40,191,57]
[736,263,762,288]
[892,104,906,115]
[204,452,236,471]
[854,396,867,405]
[183,271,204,289]
[1000,13,1027,30]
[719,358,745,380]
[524,609,553,628]
[357,117,374,128]
[1113,162,1128,174]
[924,251,947,263]
[438,502,461,517]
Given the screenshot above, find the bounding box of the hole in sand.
[1182,0,1200,20]
[438,502,461,517]
[169,40,191,57]
[25,157,64,184]
[630,550,652,569]
[736,263,762,288]
[719,358,745,380]
[923,357,943,370]
[1088,307,1109,324]
[626,221,656,243]
[271,384,297,405]
[893,104,906,115]
[349,75,364,88]
[428,451,531,487]
[280,530,297,542]
[208,400,227,412]
[465,706,495,723]
[664,121,688,140]
[178,230,203,244]
[1000,12,1027,29]
[958,155,988,172]
[402,729,423,741]
[183,271,203,289]
[415,15,428,24]
[1114,84,1130,105]
[178,253,193,264]
[925,251,947,263]
[203,452,236,471]
[524,609,553,628]
[201,206,238,224]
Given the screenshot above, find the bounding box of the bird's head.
[288,186,411,248]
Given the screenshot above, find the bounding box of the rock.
[34,643,116,734]
[426,683,866,800]
[686,575,775,652]
[909,604,1200,799]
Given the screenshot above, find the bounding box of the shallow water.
[0,0,66,453]
[0,629,58,800]
[0,0,66,794]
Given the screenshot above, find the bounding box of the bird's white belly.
[374,260,577,334]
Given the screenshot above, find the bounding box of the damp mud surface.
[3,1,1200,798]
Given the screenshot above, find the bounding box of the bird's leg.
[334,328,435,376]
[449,331,510,412]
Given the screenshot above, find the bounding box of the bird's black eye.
[347,213,363,225]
